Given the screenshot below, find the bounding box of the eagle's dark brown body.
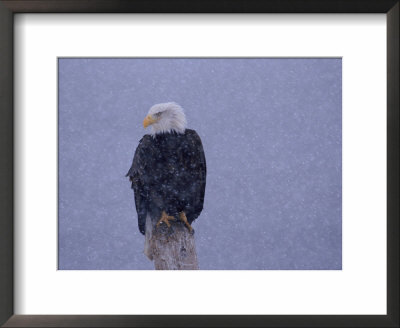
[126,129,206,235]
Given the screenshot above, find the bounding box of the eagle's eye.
[154,112,162,118]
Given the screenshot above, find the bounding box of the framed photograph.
[0,1,398,327]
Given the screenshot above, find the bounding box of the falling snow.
[58,58,342,270]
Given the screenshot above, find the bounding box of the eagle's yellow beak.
[143,115,157,128]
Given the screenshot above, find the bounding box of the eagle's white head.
[143,102,187,135]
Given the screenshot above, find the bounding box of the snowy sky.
[58,58,342,270]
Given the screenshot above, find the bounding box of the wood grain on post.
[144,215,199,270]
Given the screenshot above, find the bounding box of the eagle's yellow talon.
[179,211,194,234]
[156,211,176,228]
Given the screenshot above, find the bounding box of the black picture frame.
[0,1,398,327]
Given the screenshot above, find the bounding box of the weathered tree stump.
[144,215,199,270]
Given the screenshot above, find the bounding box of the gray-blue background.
[58,58,342,270]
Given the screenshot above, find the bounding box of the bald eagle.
[126,102,206,235]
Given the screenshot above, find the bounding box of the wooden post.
[143,215,199,270]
